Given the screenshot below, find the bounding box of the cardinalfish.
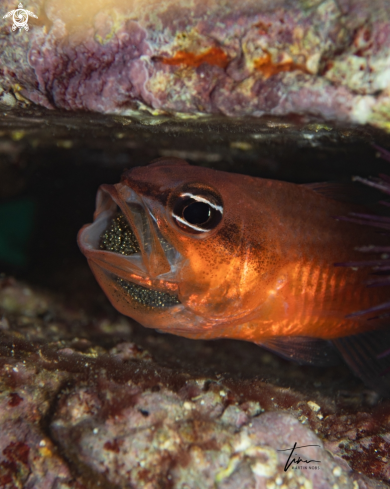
[78,158,390,394]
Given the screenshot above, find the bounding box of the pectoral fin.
[332,329,390,397]
[259,336,340,367]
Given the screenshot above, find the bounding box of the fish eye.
[171,189,223,234]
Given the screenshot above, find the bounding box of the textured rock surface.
[0,362,74,488]
[1,0,390,129]
[1,276,390,488]
[2,39,390,485]
[52,387,350,488]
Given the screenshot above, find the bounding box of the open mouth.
[97,210,180,308]
[100,212,141,255]
[117,278,180,308]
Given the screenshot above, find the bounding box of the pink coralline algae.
[0,362,73,488]
[51,381,353,489]
[0,0,390,129]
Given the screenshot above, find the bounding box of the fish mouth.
[116,278,180,308]
[78,183,182,309]
[100,212,141,255]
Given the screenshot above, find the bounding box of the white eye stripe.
[172,214,209,232]
[180,193,223,214]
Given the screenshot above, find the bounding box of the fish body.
[78,159,390,392]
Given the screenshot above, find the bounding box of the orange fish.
[78,158,390,394]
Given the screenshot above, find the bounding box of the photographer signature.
[278,442,321,471]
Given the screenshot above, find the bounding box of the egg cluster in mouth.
[99,213,140,255]
[99,212,180,308]
[117,278,180,308]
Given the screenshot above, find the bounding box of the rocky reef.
[1,0,390,487]
[1,0,390,129]
[1,98,390,487]
[1,275,390,488]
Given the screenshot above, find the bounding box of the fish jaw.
[77,182,218,335]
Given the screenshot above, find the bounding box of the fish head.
[78,158,282,339]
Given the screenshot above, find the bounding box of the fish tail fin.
[332,329,390,397]
[333,167,390,396]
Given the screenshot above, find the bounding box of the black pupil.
[183,201,211,225]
